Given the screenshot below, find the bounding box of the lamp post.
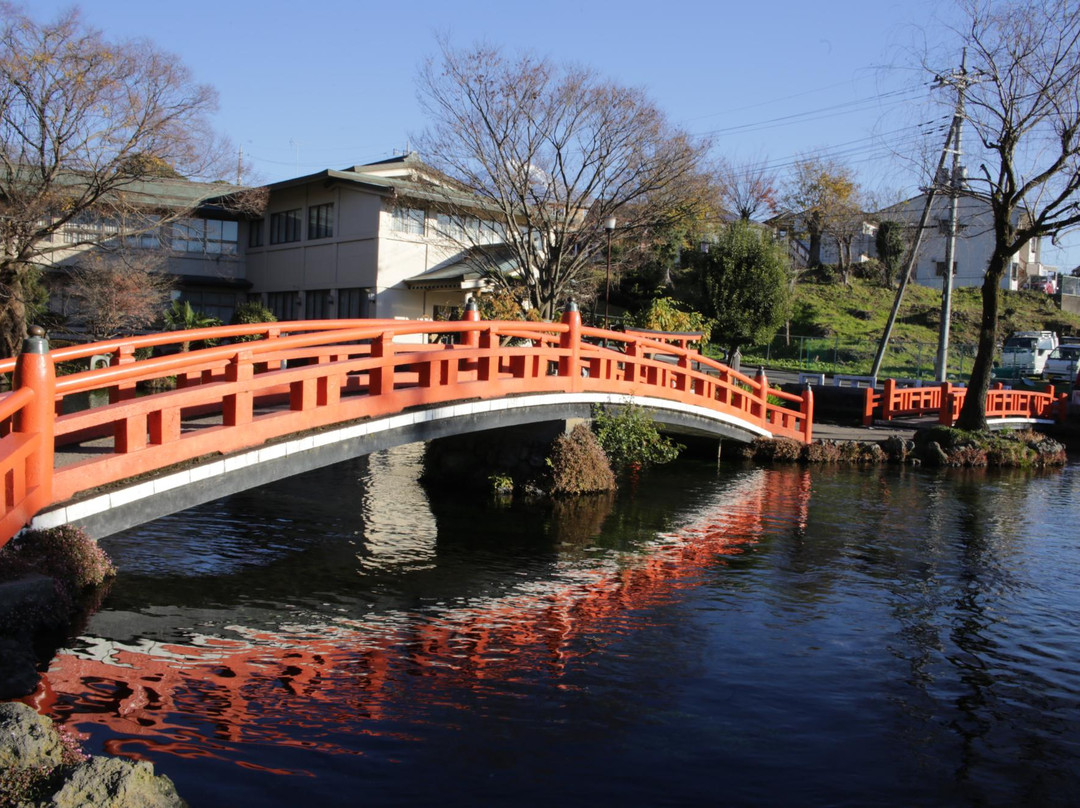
[603,215,616,329]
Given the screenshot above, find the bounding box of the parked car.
[1043,344,1080,382]
[1022,276,1057,294]
[1001,330,1059,377]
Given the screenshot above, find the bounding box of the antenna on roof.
[289,139,301,175]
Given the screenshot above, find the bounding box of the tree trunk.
[808,232,822,268]
[954,252,1008,431]
[0,267,27,359]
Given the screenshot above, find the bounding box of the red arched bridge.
[0,306,813,545]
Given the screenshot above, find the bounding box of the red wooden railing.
[0,307,813,547]
[863,377,1068,427]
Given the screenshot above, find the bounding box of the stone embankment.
[0,702,186,807]
[0,528,184,807]
[741,425,1067,468]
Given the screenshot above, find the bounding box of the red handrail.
[863,378,1067,427]
[0,312,814,547]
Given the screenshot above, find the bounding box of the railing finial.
[22,325,48,355]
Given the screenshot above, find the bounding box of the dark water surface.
[33,445,1080,806]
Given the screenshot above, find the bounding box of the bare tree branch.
[414,41,711,319]
[0,5,231,355]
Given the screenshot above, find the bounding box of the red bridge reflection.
[28,466,812,773]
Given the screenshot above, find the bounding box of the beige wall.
[245,180,479,321]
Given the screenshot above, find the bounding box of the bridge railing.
[0,309,813,546]
[863,377,1067,426]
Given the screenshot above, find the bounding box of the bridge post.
[882,378,897,422]
[369,332,393,396]
[559,301,582,392]
[755,367,768,421]
[224,350,254,426]
[14,326,54,503]
[462,298,481,350]
[802,385,814,443]
[108,343,138,403]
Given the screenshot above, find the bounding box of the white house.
[772,193,1055,292]
[874,194,1053,291]
[242,154,501,322]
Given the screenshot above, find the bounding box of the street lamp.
[604,215,616,329]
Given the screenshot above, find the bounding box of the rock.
[50,757,187,808]
[0,574,72,699]
[883,436,915,463]
[0,702,187,808]
[0,637,41,699]
[924,441,950,467]
[0,574,68,637]
[0,702,65,771]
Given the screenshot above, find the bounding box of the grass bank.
[726,279,1080,380]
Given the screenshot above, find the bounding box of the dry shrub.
[804,440,887,464]
[742,437,803,462]
[548,424,617,495]
[0,525,116,592]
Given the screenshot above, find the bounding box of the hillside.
[746,278,1080,380]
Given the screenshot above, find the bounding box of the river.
[27,444,1080,807]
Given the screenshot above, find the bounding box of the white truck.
[1000,331,1058,377]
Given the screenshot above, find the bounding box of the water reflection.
[22,454,1080,807]
[34,463,801,766]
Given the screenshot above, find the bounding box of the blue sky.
[26,0,1080,270]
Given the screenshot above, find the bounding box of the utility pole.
[935,51,975,382]
[870,132,951,379]
[871,54,977,381]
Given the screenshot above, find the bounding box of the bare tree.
[932,0,1080,429]
[65,252,174,341]
[0,5,229,356]
[716,155,778,222]
[823,191,870,284]
[780,156,858,269]
[414,41,711,320]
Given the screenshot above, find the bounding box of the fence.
[743,334,978,382]
[863,378,1068,426]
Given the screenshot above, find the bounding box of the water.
[28,445,1080,807]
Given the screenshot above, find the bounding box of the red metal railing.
[0,309,813,548]
[863,377,1067,426]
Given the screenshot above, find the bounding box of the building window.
[339,288,363,318]
[205,220,238,254]
[266,291,299,320]
[249,219,264,248]
[63,214,111,244]
[124,216,162,250]
[338,287,374,318]
[937,218,951,235]
[308,204,334,240]
[176,291,239,323]
[171,218,238,254]
[935,261,957,277]
[391,206,426,235]
[436,213,461,240]
[307,289,333,319]
[270,209,302,244]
